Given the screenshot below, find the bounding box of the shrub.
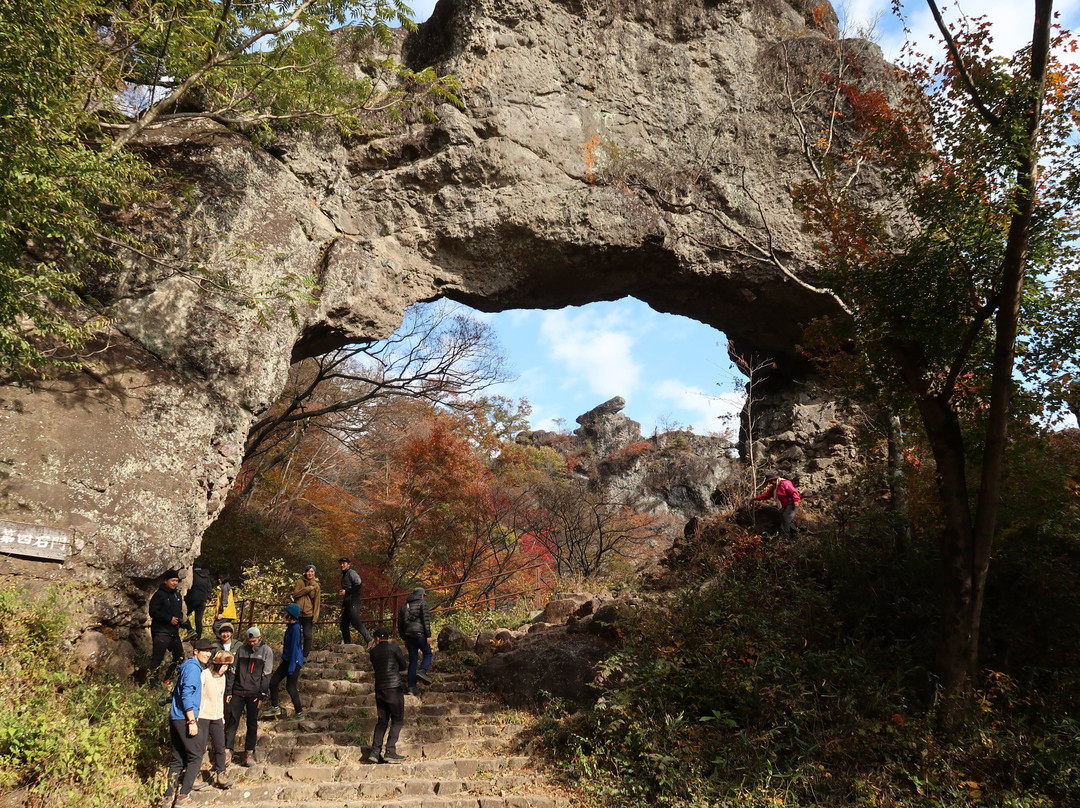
[0,585,163,807]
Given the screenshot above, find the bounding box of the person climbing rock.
[753,472,802,539]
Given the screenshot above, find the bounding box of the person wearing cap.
[148,569,186,686]
[292,563,321,658]
[264,603,305,719]
[225,626,273,767]
[753,472,802,539]
[398,586,433,694]
[338,557,372,646]
[161,638,215,805]
[198,649,234,790]
[367,627,408,764]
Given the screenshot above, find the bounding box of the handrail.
[233,561,553,638]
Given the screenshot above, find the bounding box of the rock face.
[0,0,889,659]
[520,396,738,522]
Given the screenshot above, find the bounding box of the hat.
[304,564,316,573]
[193,638,215,651]
[338,556,351,564]
[764,473,780,481]
[285,603,301,619]
[413,587,426,596]
[246,627,261,638]
[212,651,234,666]
[163,569,180,580]
[217,622,234,635]
[373,627,390,640]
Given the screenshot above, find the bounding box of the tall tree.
[796,0,1079,730]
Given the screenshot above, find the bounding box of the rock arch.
[0,0,883,657]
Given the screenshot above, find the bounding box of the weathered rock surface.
[0,0,889,659]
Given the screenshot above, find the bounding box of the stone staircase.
[188,644,566,808]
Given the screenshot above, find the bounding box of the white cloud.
[652,380,745,436]
[538,308,642,400]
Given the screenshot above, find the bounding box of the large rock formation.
[0,0,890,661]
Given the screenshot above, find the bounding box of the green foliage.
[0,0,459,376]
[236,557,295,628]
[432,601,536,639]
[0,0,153,377]
[533,521,1080,808]
[0,585,163,806]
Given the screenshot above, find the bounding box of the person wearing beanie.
[398,586,434,694]
[367,627,408,764]
[160,638,215,806]
[225,626,273,767]
[291,563,321,658]
[264,603,305,720]
[148,569,185,686]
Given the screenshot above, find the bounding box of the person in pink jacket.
[754,472,801,539]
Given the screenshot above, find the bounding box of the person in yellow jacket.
[292,564,321,658]
[213,571,238,636]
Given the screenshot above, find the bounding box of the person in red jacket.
[754,472,801,539]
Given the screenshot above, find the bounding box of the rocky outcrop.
[0,0,891,659]
[519,397,738,522]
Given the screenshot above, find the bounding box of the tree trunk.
[886,413,912,555]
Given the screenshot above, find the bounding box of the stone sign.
[0,520,71,562]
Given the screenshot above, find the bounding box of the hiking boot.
[213,770,232,790]
[366,749,382,764]
[242,750,255,767]
[174,795,191,805]
[287,712,305,721]
[408,687,421,697]
[416,669,433,685]
[383,751,406,764]
[158,793,175,808]
[191,778,211,792]
[261,706,282,718]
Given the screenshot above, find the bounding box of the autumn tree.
[794,0,1079,730]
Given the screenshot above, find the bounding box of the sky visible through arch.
[401,0,1079,436]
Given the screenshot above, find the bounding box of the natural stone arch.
[0,0,884,663]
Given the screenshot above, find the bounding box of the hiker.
[212,572,237,636]
[264,603,305,720]
[198,650,234,790]
[184,564,212,641]
[148,569,185,686]
[367,627,408,764]
[225,626,273,767]
[338,556,372,646]
[754,472,802,539]
[292,563,321,658]
[161,638,215,806]
[398,586,433,695]
[213,622,237,657]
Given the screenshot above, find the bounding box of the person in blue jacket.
[263,603,305,719]
[162,637,215,806]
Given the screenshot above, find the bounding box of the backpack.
[401,600,422,634]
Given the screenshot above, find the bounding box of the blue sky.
[403,1,1079,435]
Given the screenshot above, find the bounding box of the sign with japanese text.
[0,520,71,562]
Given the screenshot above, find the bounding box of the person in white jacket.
[197,650,233,789]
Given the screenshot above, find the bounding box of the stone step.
[201,797,557,808]
[260,723,525,750]
[264,711,499,734]
[304,692,485,711]
[256,736,522,766]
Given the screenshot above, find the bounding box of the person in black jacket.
[367,628,408,764]
[184,565,212,641]
[338,557,372,646]
[148,569,185,686]
[398,587,434,695]
[225,626,273,767]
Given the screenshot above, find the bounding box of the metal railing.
[232,562,553,638]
